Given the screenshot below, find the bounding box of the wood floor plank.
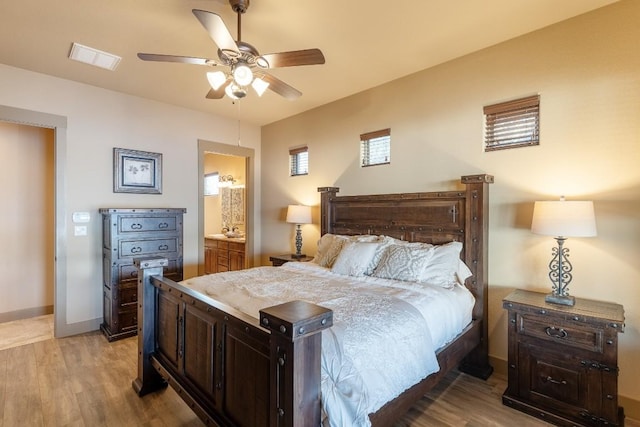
[1,321,638,427]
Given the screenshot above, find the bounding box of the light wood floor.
[1,316,637,426]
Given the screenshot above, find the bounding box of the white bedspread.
[181,262,474,427]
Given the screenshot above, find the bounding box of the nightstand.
[269,254,314,266]
[502,289,624,427]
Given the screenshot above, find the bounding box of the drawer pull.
[130,246,142,254]
[545,376,567,386]
[158,222,169,229]
[130,223,143,230]
[158,244,169,251]
[545,326,567,339]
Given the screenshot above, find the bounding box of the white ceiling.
[0,0,618,126]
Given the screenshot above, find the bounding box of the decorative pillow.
[314,235,348,268]
[372,244,434,282]
[418,241,463,288]
[361,235,393,275]
[312,233,337,264]
[331,241,380,277]
[313,234,379,267]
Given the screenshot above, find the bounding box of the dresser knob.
[606,340,614,345]
[279,325,286,333]
[539,309,546,315]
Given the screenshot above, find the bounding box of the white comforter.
[181,262,474,427]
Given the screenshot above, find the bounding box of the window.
[289,146,309,176]
[204,172,219,196]
[484,95,540,151]
[360,128,391,167]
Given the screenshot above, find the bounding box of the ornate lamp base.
[545,293,575,306]
[292,224,305,258]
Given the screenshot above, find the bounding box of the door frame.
[0,105,69,337]
[198,139,255,274]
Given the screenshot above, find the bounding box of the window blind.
[289,146,308,176]
[360,128,391,167]
[484,95,540,151]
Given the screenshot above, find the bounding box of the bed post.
[132,256,168,396]
[260,301,333,427]
[318,187,339,235]
[458,174,494,379]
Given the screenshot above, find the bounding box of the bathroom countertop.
[205,234,246,243]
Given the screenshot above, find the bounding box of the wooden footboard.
[132,257,333,427]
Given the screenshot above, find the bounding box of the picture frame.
[113,147,162,194]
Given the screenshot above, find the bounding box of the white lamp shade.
[531,200,597,237]
[233,63,253,86]
[251,77,270,96]
[286,205,312,224]
[207,71,227,90]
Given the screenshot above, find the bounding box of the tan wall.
[0,64,261,333]
[0,122,54,315]
[261,0,640,404]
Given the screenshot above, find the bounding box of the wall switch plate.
[74,225,88,236]
[72,211,90,223]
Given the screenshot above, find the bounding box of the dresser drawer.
[118,215,179,234]
[117,309,137,332]
[119,285,138,308]
[119,237,179,258]
[517,313,603,354]
[105,258,181,286]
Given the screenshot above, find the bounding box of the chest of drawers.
[502,289,624,426]
[100,208,186,341]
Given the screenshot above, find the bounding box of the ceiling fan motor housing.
[229,0,249,14]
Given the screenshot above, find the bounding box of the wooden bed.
[132,173,494,427]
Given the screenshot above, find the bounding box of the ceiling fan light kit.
[138,0,325,101]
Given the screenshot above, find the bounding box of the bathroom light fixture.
[286,205,312,258]
[218,174,235,188]
[531,197,597,306]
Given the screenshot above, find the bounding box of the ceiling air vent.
[69,42,121,71]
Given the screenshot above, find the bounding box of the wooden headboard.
[318,174,493,369]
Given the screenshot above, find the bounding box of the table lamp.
[531,197,597,306]
[286,205,312,258]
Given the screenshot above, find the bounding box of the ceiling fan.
[137,0,325,101]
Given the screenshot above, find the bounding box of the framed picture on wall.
[113,147,162,194]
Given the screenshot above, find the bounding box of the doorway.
[198,139,255,275]
[0,105,68,337]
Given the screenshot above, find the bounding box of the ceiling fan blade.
[192,9,238,53]
[137,53,218,66]
[206,80,230,99]
[260,49,325,68]
[261,73,302,100]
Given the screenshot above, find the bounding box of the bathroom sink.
[225,232,245,238]
[207,233,245,239]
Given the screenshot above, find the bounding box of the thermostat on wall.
[72,211,91,223]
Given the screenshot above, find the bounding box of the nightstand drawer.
[518,313,603,354]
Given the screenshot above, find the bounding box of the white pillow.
[313,234,379,268]
[457,260,473,285]
[372,244,434,282]
[418,241,463,289]
[331,241,380,277]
